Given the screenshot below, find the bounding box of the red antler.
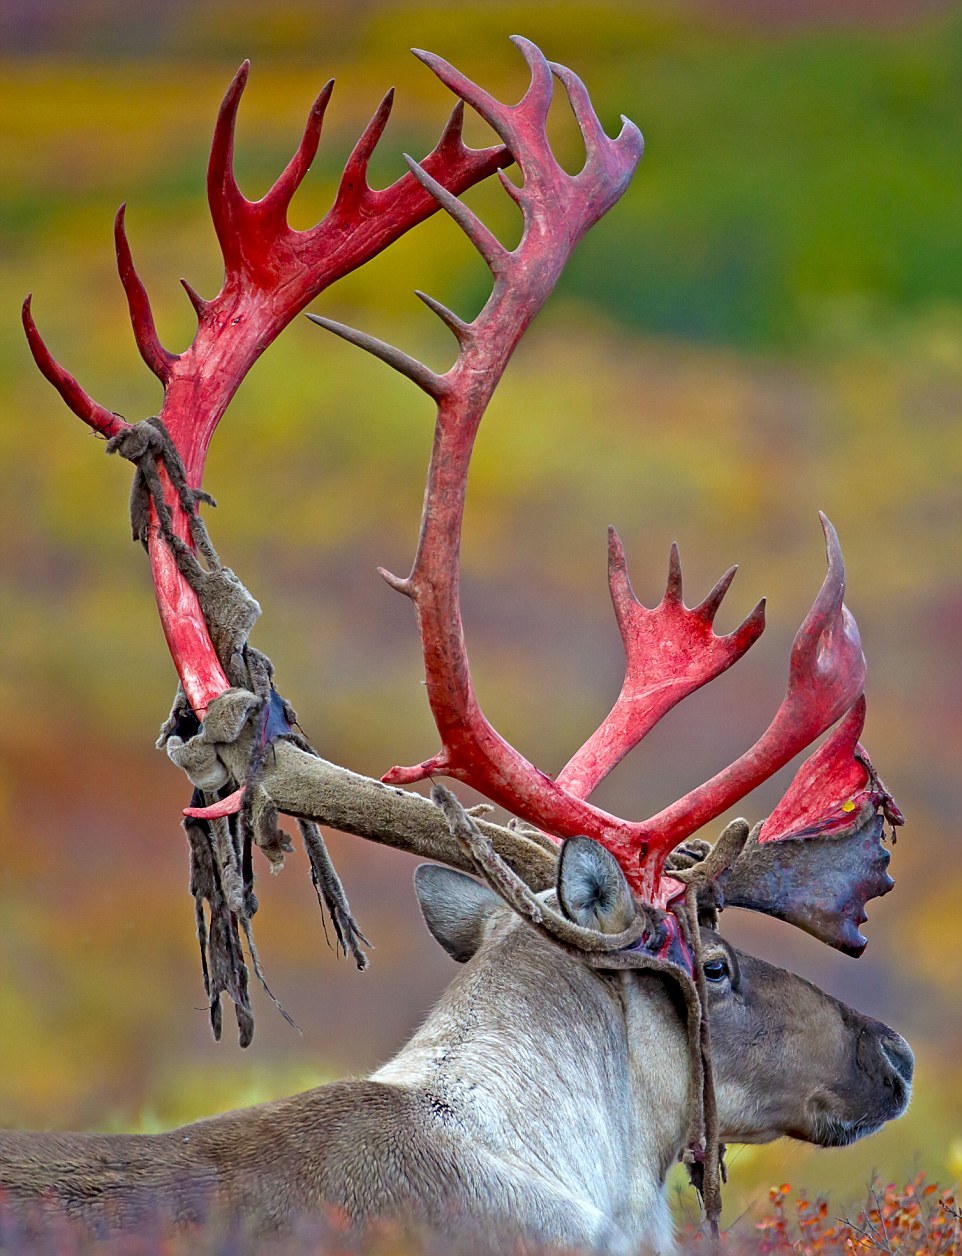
[311,38,648,859]
[760,695,902,843]
[556,530,766,799]
[310,39,889,907]
[632,514,865,849]
[24,61,509,716]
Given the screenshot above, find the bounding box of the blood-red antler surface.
[24,61,509,716]
[556,529,766,800]
[632,514,866,848]
[312,39,896,913]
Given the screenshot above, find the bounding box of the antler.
[632,514,865,848]
[25,39,902,1040]
[312,39,891,908]
[556,530,766,799]
[312,37,651,868]
[24,61,509,717]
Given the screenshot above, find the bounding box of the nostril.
[880,1034,915,1086]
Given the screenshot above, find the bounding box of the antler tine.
[412,48,508,138]
[404,154,509,276]
[666,540,683,603]
[556,529,766,801]
[547,60,606,159]
[415,290,471,344]
[265,79,334,218]
[306,314,444,398]
[180,277,209,320]
[433,98,465,157]
[549,60,644,181]
[695,564,738,623]
[508,36,555,127]
[206,60,250,273]
[22,296,132,441]
[114,205,175,384]
[332,89,395,211]
[796,512,849,678]
[608,525,638,615]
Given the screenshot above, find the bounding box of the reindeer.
[0,822,913,1253]
[6,38,910,1253]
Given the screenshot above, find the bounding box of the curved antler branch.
[206,59,250,272]
[115,205,176,384]
[262,79,333,219]
[26,60,510,716]
[22,296,132,441]
[329,88,396,217]
[310,41,878,908]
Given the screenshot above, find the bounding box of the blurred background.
[1,0,960,1233]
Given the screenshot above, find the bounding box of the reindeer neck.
[372,926,691,1243]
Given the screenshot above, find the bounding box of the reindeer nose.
[880,1033,914,1086]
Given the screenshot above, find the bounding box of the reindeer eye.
[703,957,730,983]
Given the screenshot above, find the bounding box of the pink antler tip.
[184,788,245,820]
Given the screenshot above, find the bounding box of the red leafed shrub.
[2,1177,960,1254]
[745,1175,961,1255]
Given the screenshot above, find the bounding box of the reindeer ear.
[557,838,638,934]
[414,865,502,963]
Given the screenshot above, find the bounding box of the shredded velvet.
[108,418,368,1046]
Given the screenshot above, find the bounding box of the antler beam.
[312,37,653,872]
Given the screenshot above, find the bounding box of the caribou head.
[17,34,910,1247]
[413,841,913,1154]
[705,940,914,1150]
